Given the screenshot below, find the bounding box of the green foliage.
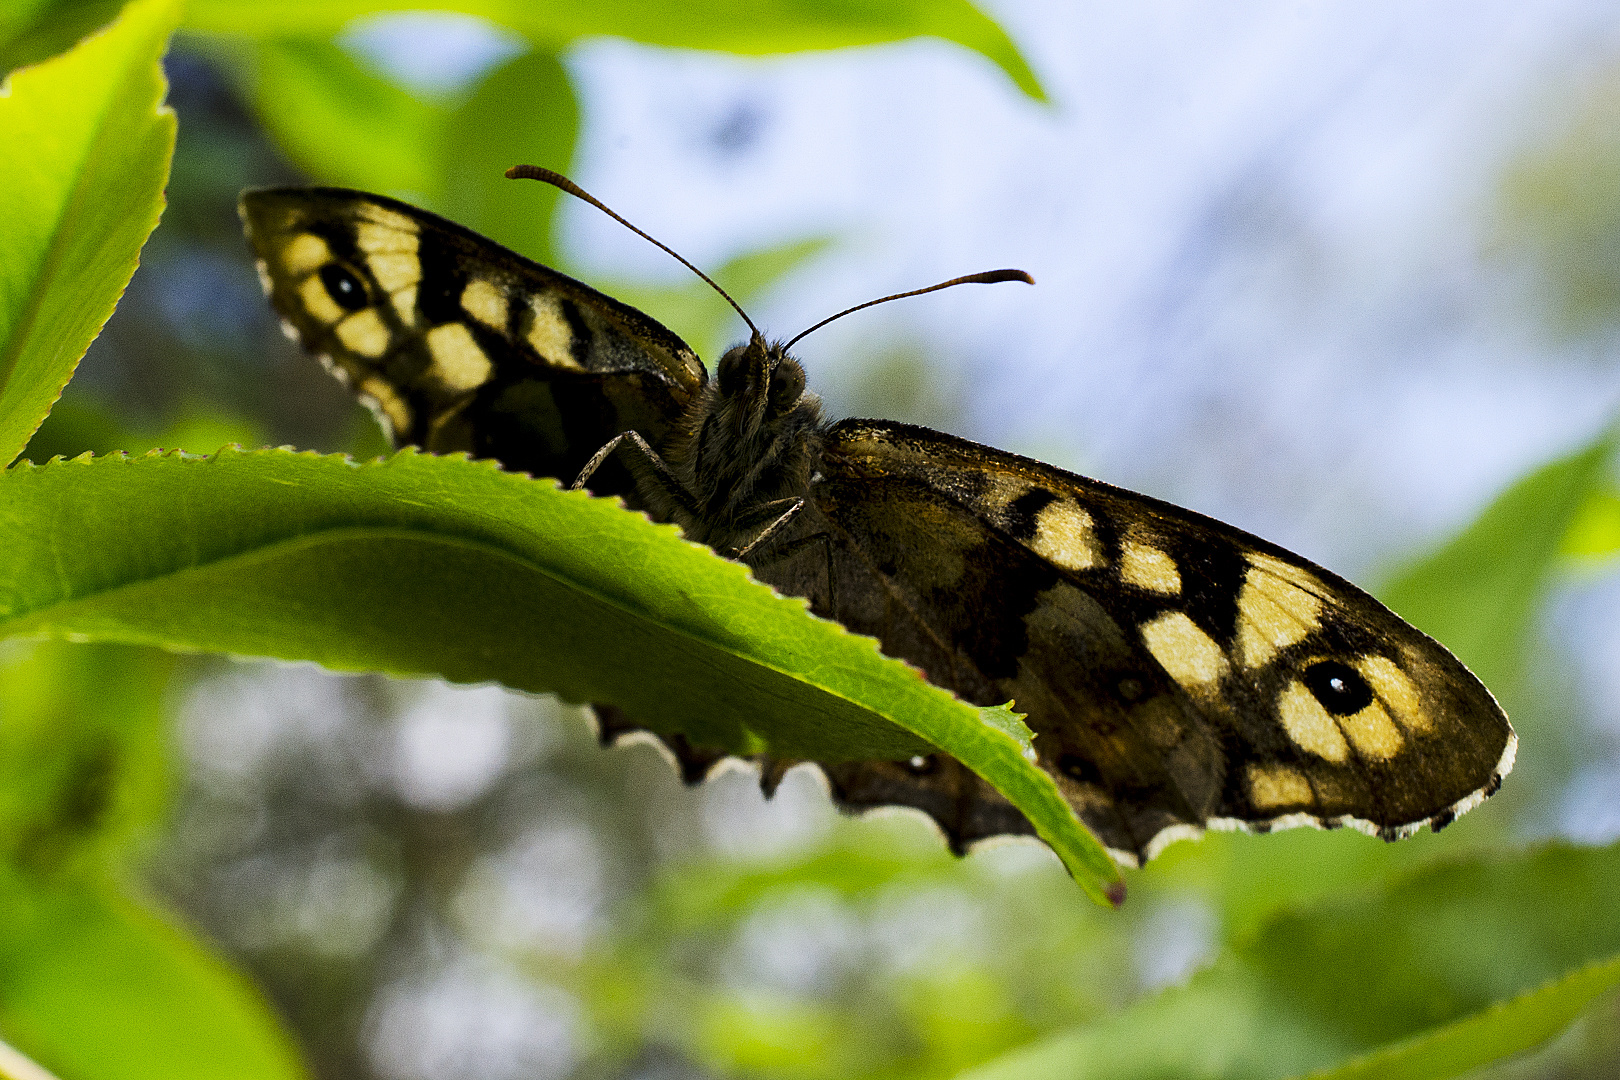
[235,37,446,196]
[438,50,578,264]
[0,0,124,73]
[3,1,1620,1078]
[0,640,309,1080]
[0,0,177,466]
[1,871,310,1080]
[222,38,578,263]
[181,0,1046,101]
[961,842,1620,1080]
[1301,953,1620,1080]
[0,447,1120,903]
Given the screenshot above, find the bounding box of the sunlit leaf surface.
[0,0,178,466]
[0,449,1122,903]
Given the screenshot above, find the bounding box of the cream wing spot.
[1358,655,1429,733]
[354,208,420,254]
[298,274,345,324]
[391,285,418,326]
[1031,499,1104,571]
[461,279,508,330]
[525,294,583,369]
[1277,680,1351,762]
[1247,763,1314,811]
[1141,611,1228,688]
[358,375,410,437]
[1340,703,1404,760]
[367,252,420,293]
[426,323,493,392]
[1248,551,1326,593]
[1120,539,1181,594]
[282,233,331,276]
[1237,558,1325,670]
[335,309,390,358]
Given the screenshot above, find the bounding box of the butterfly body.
[241,186,1514,866]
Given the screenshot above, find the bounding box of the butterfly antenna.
[782,269,1034,354]
[507,164,761,340]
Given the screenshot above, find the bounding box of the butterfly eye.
[767,360,805,416]
[1303,659,1375,716]
[717,347,749,398]
[319,263,369,312]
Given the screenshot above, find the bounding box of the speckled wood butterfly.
[240,170,1513,867]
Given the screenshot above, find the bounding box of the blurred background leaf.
[0,642,310,1080]
[1295,952,1620,1080]
[179,0,1046,101]
[962,839,1620,1080]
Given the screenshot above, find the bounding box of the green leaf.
[1559,484,1620,561]
[1235,842,1620,1048]
[0,641,173,877]
[1379,428,1615,702]
[439,49,578,265]
[0,639,304,1079]
[979,702,1035,759]
[0,879,309,1080]
[1292,953,1620,1080]
[952,960,1330,1080]
[236,37,447,198]
[0,0,179,468]
[182,0,1047,101]
[231,40,577,262]
[960,840,1620,1079]
[0,0,123,75]
[0,449,1123,905]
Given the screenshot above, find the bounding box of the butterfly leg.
[731,498,805,559]
[571,430,702,523]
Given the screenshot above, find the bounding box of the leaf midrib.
[0,520,927,726]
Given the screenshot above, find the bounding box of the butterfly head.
[715,331,810,435]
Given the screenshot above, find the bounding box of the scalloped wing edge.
[592,707,1519,870]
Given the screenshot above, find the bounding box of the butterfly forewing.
[240,188,703,493]
[763,420,1514,863]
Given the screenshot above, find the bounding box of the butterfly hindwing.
[240,188,704,493]
[750,420,1514,864]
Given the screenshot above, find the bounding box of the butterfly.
[239,171,1514,868]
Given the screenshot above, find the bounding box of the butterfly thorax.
[668,334,825,552]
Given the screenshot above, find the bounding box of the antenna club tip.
[982,268,1035,286]
[507,164,568,186]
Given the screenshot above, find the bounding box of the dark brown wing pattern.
[241,188,704,496]
[744,420,1514,865]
